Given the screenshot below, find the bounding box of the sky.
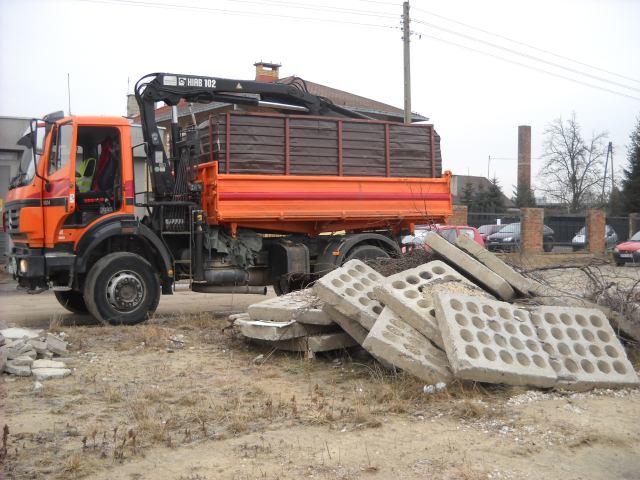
[1,0,639,195]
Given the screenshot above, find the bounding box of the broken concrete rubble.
[2,329,72,379]
[32,368,72,381]
[425,232,515,301]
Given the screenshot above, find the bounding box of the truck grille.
[5,206,21,234]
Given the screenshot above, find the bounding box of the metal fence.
[544,215,585,248]
[467,212,520,229]
[608,216,630,241]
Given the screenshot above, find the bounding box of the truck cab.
[5,113,172,322]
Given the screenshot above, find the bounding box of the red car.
[613,231,640,266]
[402,225,485,251]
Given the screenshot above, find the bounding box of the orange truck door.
[43,122,75,247]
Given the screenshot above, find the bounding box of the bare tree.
[538,113,608,212]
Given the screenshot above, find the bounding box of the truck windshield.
[9,126,45,189]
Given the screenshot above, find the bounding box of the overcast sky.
[1,0,639,195]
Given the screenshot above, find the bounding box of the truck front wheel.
[84,252,160,325]
[54,290,88,314]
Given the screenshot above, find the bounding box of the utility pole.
[602,141,613,201]
[402,1,411,124]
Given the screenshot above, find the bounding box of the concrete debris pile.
[236,232,639,390]
[1,328,72,380]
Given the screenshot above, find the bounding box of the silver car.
[572,225,618,251]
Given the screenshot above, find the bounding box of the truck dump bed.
[196,112,451,235]
[199,112,442,178]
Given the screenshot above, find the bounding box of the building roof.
[144,76,428,124]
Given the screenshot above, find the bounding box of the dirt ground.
[1,260,640,480]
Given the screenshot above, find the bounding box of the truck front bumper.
[9,245,76,289]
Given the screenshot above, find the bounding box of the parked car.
[612,230,640,266]
[485,222,555,252]
[571,225,618,251]
[477,224,504,241]
[401,225,484,251]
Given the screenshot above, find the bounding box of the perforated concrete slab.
[323,305,368,346]
[433,293,557,387]
[455,234,535,296]
[234,318,330,341]
[268,332,358,352]
[313,259,385,331]
[248,289,333,325]
[424,233,515,301]
[531,306,639,389]
[373,260,484,348]
[362,307,452,383]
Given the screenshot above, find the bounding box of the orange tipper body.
[198,163,452,235]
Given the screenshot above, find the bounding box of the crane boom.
[135,73,370,198]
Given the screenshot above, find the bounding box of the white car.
[571,225,618,251]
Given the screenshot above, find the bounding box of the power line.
[226,0,399,20]
[411,29,640,102]
[412,6,640,85]
[413,18,640,93]
[74,0,400,30]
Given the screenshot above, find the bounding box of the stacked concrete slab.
[234,289,352,354]
[237,237,638,390]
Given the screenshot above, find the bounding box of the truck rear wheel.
[84,252,160,325]
[344,244,390,263]
[54,290,88,314]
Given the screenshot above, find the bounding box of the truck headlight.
[19,259,28,274]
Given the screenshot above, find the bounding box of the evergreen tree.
[620,116,640,214]
[485,177,506,213]
[473,184,488,212]
[461,182,475,206]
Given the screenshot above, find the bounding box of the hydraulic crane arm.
[135,72,370,198]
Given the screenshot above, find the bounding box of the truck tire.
[54,290,88,314]
[84,252,160,326]
[344,244,390,264]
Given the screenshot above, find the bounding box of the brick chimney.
[517,125,531,195]
[254,61,281,83]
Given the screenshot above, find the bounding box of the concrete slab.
[234,318,330,341]
[322,305,368,346]
[372,261,485,348]
[424,233,515,301]
[27,339,49,355]
[46,333,68,355]
[10,355,34,367]
[32,368,72,380]
[269,332,358,352]
[434,293,557,387]
[455,234,536,296]
[4,361,31,376]
[530,306,639,389]
[362,307,452,383]
[248,289,333,325]
[32,359,67,369]
[0,347,6,372]
[313,260,385,331]
[0,327,43,340]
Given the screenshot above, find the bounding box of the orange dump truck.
[4,73,451,324]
